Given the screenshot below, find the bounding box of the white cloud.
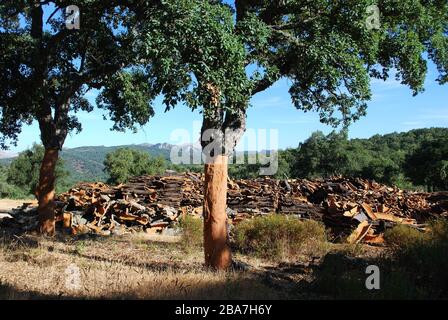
[401,121,424,126]
[418,108,448,120]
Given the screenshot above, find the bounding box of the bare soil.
[0,199,35,212]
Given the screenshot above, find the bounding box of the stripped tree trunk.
[203,154,231,269]
[36,98,69,235]
[37,147,59,235]
[201,86,247,269]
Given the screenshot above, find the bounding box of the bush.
[392,225,448,299]
[427,218,448,243]
[232,215,326,260]
[379,219,448,298]
[104,148,167,184]
[178,215,203,250]
[6,144,69,195]
[385,218,448,247]
[0,181,31,199]
[384,224,427,247]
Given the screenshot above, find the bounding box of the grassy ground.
[0,230,387,300]
[0,205,447,300]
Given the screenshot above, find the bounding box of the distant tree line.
[226,127,448,191]
[1,128,447,198]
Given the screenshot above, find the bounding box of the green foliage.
[387,218,448,247]
[60,144,172,183]
[428,218,448,243]
[1,1,447,193]
[232,215,326,260]
[390,219,448,298]
[237,0,448,127]
[96,70,156,133]
[0,1,168,149]
[384,225,427,247]
[6,144,69,195]
[140,0,250,113]
[224,128,448,191]
[287,127,447,190]
[0,165,30,199]
[103,148,167,184]
[178,215,203,251]
[405,138,448,191]
[292,130,350,178]
[313,218,448,299]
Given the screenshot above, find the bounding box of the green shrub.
[104,148,167,184]
[380,219,448,298]
[384,224,427,247]
[393,239,448,298]
[428,218,448,243]
[232,215,326,260]
[385,218,448,248]
[178,215,203,250]
[0,181,32,199]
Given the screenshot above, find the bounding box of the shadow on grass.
[0,274,289,300]
[306,241,448,299]
[2,221,448,300]
[64,248,199,273]
[0,282,61,299]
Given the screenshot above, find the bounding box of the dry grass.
[0,233,291,300]
[2,217,446,299]
[0,217,390,300]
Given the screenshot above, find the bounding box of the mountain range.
[0,143,183,182]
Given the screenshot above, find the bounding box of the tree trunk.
[37,147,59,236]
[203,155,231,270]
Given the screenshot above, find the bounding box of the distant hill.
[0,143,179,183]
[0,151,17,159]
[1,127,447,187]
[60,143,177,182]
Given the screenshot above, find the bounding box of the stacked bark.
[57,174,448,243]
[281,177,436,243]
[1,173,446,244]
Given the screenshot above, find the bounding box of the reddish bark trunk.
[203,155,231,270]
[37,148,58,236]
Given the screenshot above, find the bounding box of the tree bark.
[199,81,247,270]
[203,154,231,270]
[37,147,59,236]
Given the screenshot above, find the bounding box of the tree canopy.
[0,1,165,150]
[104,147,167,184]
[1,0,447,157]
[405,137,448,191]
[6,144,69,195]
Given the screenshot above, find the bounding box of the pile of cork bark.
[1,172,446,244]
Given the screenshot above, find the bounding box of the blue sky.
[9,60,448,153]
